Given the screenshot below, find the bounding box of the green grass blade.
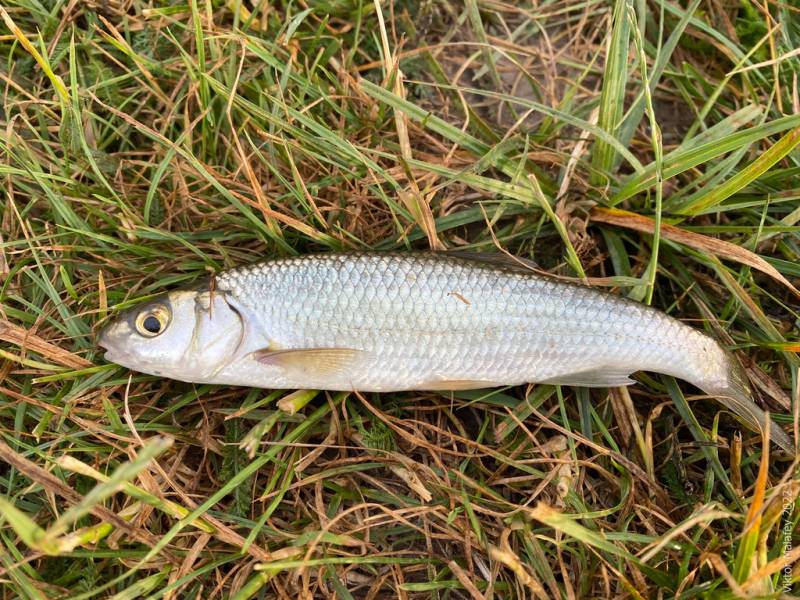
[590,0,632,186]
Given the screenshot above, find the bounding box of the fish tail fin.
[702,353,795,455]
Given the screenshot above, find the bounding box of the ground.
[0,0,799,598]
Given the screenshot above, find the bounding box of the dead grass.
[0,0,799,598]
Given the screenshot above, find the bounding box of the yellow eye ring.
[134,306,170,337]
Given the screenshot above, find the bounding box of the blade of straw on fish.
[590,207,800,297]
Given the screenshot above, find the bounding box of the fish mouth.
[99,345,139,371]
[97,325,131,367]
[97,327,111,356]
[98,344,124,365]
[101,346,124,364]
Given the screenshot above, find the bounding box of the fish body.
[99,252,793,453]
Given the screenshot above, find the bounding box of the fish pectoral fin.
[542,368,636,388]
[420,378,500,391]
[253,347,364,376]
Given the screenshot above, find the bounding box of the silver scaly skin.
[98,252,793,453]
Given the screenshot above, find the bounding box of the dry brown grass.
[0,0,798,598]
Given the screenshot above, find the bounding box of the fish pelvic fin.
[702,354,795,456]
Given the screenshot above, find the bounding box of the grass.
[0,0,799,597]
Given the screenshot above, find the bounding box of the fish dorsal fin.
[542,368,636,388]
[442,251,539,272]
[253,347,363,376]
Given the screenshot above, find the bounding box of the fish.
[98,252,793,454]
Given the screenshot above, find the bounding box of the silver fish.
[98,252,793,453]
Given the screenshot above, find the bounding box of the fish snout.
[97,324,111,350]
[97,329,117,363]
[97,321,130,365]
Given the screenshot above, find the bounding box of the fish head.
[98,288,245,382]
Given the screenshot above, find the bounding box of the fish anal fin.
[543,368,636,388]
[253,347,363,376]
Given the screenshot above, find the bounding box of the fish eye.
[134,306,170,337]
